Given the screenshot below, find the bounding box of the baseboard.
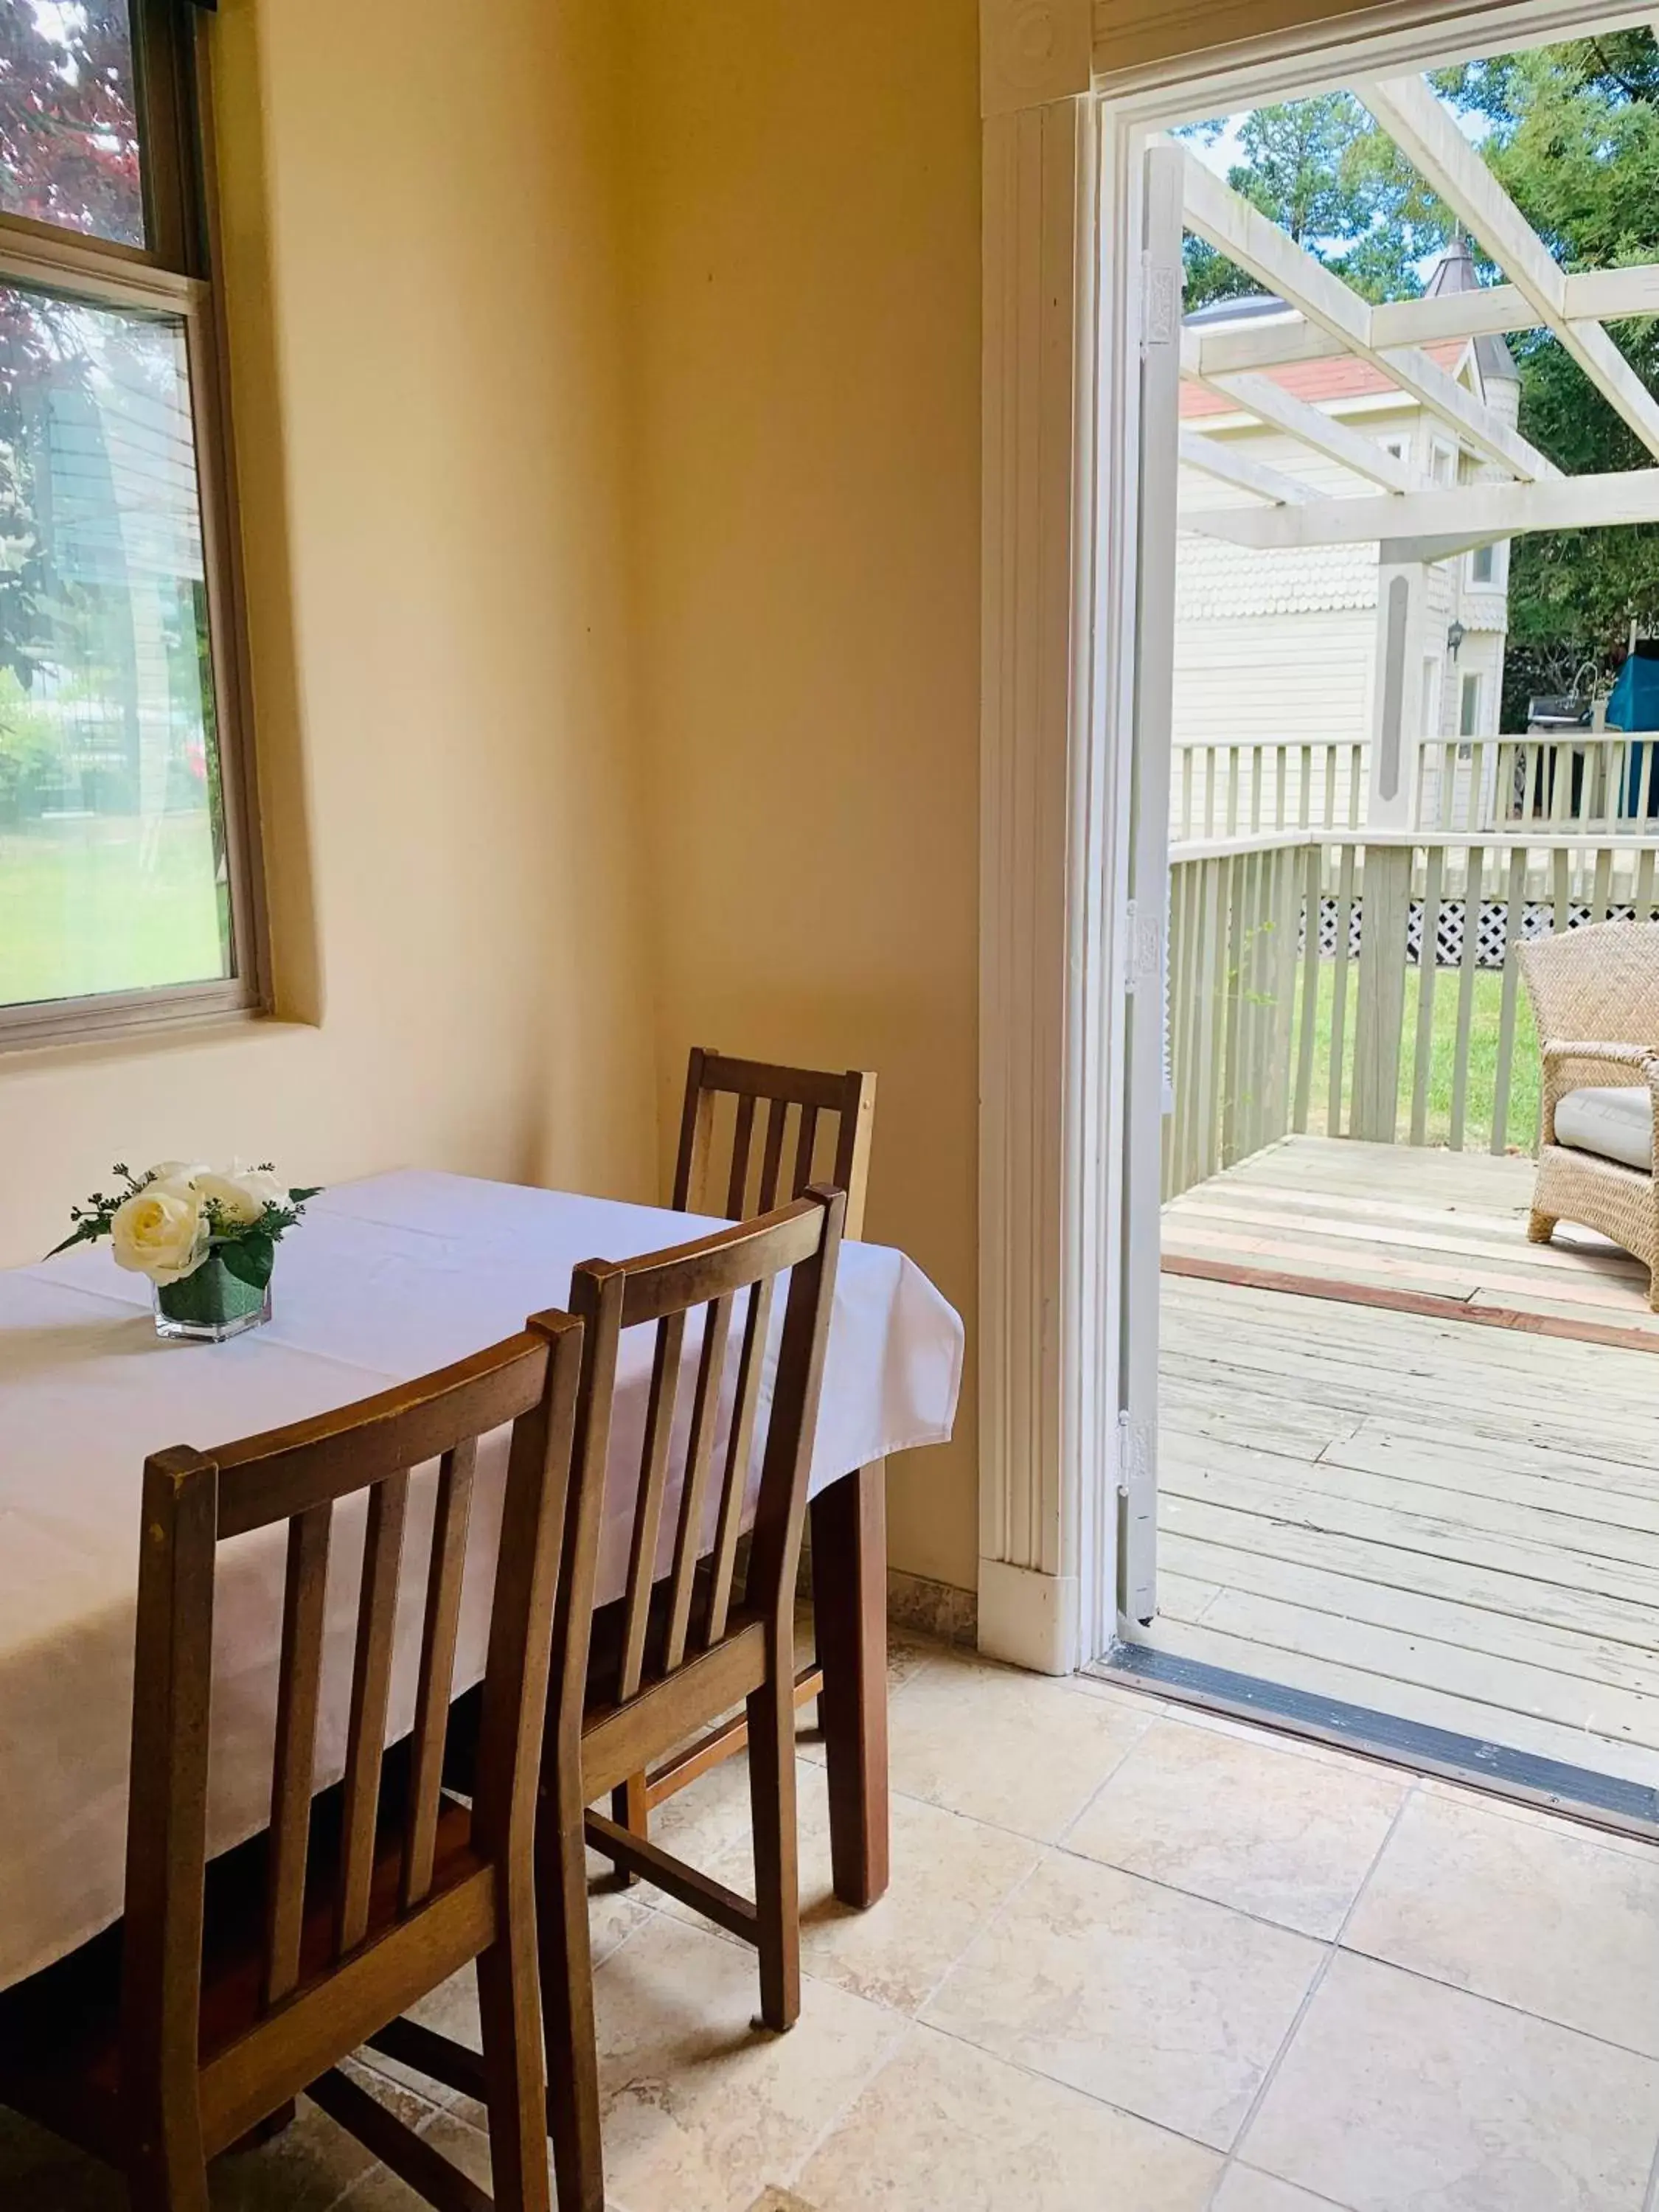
[975,1558,1077,1674]
[886,1566,978,1648]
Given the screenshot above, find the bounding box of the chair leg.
[478,1878,553,2212]
[1528,1208,1557,1245]
[126,2140,210,2212]
[538,1795,605,2212]
[608,1775,649,1888]
[747,1663,801,2034]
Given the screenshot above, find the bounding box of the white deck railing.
[1170,732,1659,843]
[1164,827,1659,1201]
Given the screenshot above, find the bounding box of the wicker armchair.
[1517,920,1659,1310]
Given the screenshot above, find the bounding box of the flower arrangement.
[52,1162,320,1340]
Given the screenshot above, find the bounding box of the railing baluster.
[1450,844,1485,1152]
[1490,846,1528,1155]
[1326,843,1357,1136]
[1200,856,1225,1180]
[1409,844,1444,1147]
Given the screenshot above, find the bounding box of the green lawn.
[0,813,229,1009]
[1293,958,1540,1155]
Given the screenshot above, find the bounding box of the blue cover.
[1605,652,1659,731]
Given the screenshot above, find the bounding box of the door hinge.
[1141,251,1179,354]
[1116,1408,1152,1499]
[1123,897,1164,995]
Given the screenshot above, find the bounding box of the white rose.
[110,1179,209,1285]
[195,1167,282,1227]
[142,1159,208,1188]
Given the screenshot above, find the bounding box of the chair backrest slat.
[703,1273,776,1649]
[617,1311,686,1702]
[400,1439,478,1911]
[672,1048,876,1238]
[263,1502,332,2006]
[662,1290,734,1672]
[791,1105,819,1197]
[755,1096,789,1212]
[566,1192,844,1715]
[725,1092,757,1218]
[336,1470,410,1955]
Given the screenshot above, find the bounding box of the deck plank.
[1148,1133,1659,1796]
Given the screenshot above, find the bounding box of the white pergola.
[1163,75,1659,825]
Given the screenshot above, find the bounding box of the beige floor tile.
[885,1650,1155,1840]
[1419,1775,1658,1861]
[1066,1715,1407,1936]
[922,1848,1322,2149]
[1242,1950,1659,2212]
[330,2110,500,2208]
[591,1912,902,2212]
[0,2082,397,2212]
[650,1753,1040,2012]
[796,2020,1220,2211]
[1343,1787,1659,2056]
[1212,2168,1349,2212]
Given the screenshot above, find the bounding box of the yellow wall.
[0,0,984,1599]
[0,0,659,1256]
[621,0,984,1591]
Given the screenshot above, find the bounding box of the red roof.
[1180,337,1467,419]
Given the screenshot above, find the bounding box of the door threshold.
[1093,1641,1659,1846]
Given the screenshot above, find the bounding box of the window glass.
[1461,672,1482,737]
[1470,543,1496,585]
[0,2,145,248]
[0,282,231,1009]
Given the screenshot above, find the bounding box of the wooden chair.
[0,1317,583,2212]
[1520,919,1659,1307]
[415,1191,845,2208]
[673,1048,875,1237]
[606,1049,875,1838]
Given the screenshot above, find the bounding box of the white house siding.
[1172,605,1377,744]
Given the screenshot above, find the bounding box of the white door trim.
[974,0,1636,1675]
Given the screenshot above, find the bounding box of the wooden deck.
[1150,1135,1659,1797]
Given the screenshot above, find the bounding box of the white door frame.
[974,0,1648,1674]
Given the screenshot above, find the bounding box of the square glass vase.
[153,1253,272,1343]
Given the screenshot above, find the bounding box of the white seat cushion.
[1555,1085,1654,1174]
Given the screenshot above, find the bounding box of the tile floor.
[7,1635,1659,2211]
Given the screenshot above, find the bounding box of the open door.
[1116,138,1183,1630]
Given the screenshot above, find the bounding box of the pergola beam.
[1360,72,1659,461]
[1190,265,1659,378]
[1173,138,1552,479]
[1198,367,1420,489]
[1178,428,1319,504]
[1182,465,1659,550]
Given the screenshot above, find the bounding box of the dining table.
[0,1169,964,1997]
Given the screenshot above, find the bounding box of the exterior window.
[0,1,261,1043]
[1470,543,1497,586]
[1461,672,1482,738]
[1430,440,1456,487]
[1421,657,1442,740]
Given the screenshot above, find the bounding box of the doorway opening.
[1091,4,1659,1838]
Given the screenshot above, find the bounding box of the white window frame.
[975,0,1641,1674]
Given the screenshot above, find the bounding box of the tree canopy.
[1185,34,1659,720]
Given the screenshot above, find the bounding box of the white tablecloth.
[0,1172,962,1992]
